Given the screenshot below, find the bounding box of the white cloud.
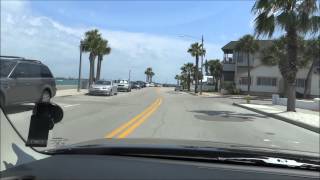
[1,1,222,83]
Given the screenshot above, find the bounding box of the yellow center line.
[104,98,160,138]
[117,98,162,138]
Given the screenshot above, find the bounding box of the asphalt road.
[5,87,320,153]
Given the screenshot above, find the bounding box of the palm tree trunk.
[303,60,314,98]
[195,55,199,93]
[286,28,298,111]
[188,74,191,91]
[96,55,102,81]
[214,77,218,91]
[247,52,251,95]
[89,53,95,86]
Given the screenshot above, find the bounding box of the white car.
[89,80,117,96]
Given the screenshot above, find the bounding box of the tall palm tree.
[181,63,194,91]
[82,29,103,86]
[252,0,320,111]
[235,35,259,95]
[207,59,223,91]
[303,37,320,98]
[96,39,111,81]
[145,67,153,83]
[187,42,206,93]
[174,75,180,85]
[261,36,309,97]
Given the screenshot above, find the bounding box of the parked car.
[89,80,117,96]
[130,81,141,89]
[114,80,131,92]
[0,56,56,108]
[136,81,146,88]
[149,83,155,87]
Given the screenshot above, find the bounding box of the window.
[296,79,305,88]
[257,77,277,87]
[41,65,53,78]
[96,80,111,85]
[0,60,16,77]
[239,77,251,85]
[12,63,41,78]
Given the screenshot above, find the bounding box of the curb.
[233,103,319,134]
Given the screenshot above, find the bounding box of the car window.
[0,60,16,77]
[12,63,42,78]
[96,80,111,85]
[41,65,53,78]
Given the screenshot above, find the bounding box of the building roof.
[222,40,274,53]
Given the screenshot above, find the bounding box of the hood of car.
[52,138,320,159]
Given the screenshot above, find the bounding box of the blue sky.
[1,0,256,83]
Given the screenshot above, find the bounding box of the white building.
[221,40,320,97]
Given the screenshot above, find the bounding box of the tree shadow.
[3,143,36,169]
[5,104,34,114]
[190,110,268,122]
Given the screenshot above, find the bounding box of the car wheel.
[41,90,51,102]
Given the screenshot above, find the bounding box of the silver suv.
[0,56,56,108]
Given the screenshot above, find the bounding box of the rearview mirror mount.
[26,102,63,147]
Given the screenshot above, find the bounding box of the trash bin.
[272,94,279,105]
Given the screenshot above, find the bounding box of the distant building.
[221,40,320,97]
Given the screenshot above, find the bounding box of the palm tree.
[261,36,309,97]
[235,35,259,95]
[174,75,180,85]
[96,39,111,81]
[187,42,206,93]
[144,67,154,83]
[303,37,320,98]
[82,29,103,86]
[207,59,223,91]
[252,0,320,111]
[181,63,194,91]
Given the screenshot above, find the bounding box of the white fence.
[272,94,320,111]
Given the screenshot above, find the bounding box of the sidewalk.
[55,89,88,97]
[233,103,320,133]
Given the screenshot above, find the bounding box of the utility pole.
[77,40,83,92]
[199,35,204,95]
[128,69,131,83]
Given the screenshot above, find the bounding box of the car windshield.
[1,0,319,164]
[95,81,111,85]
[0,60,16,77]
[119,80,128,84]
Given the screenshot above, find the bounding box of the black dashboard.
[2,154,319,180]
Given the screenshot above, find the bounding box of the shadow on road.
[190,110,267,122]
[5,104,34,114]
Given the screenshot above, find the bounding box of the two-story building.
[221,40,320,97]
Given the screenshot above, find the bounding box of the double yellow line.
[105,97,162,139]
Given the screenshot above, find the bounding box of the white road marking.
[263,139,271,142]
[63,104,80,108]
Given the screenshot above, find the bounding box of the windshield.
[0,60,16,77]
[95,80,111,85]
[1,0,319,163]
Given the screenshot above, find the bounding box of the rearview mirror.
[26,102,63,147]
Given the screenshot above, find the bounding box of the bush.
[222,82,240,94]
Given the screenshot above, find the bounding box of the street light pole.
[200,35,204,95]
[128,69,131,83]
[77,40,83,92]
